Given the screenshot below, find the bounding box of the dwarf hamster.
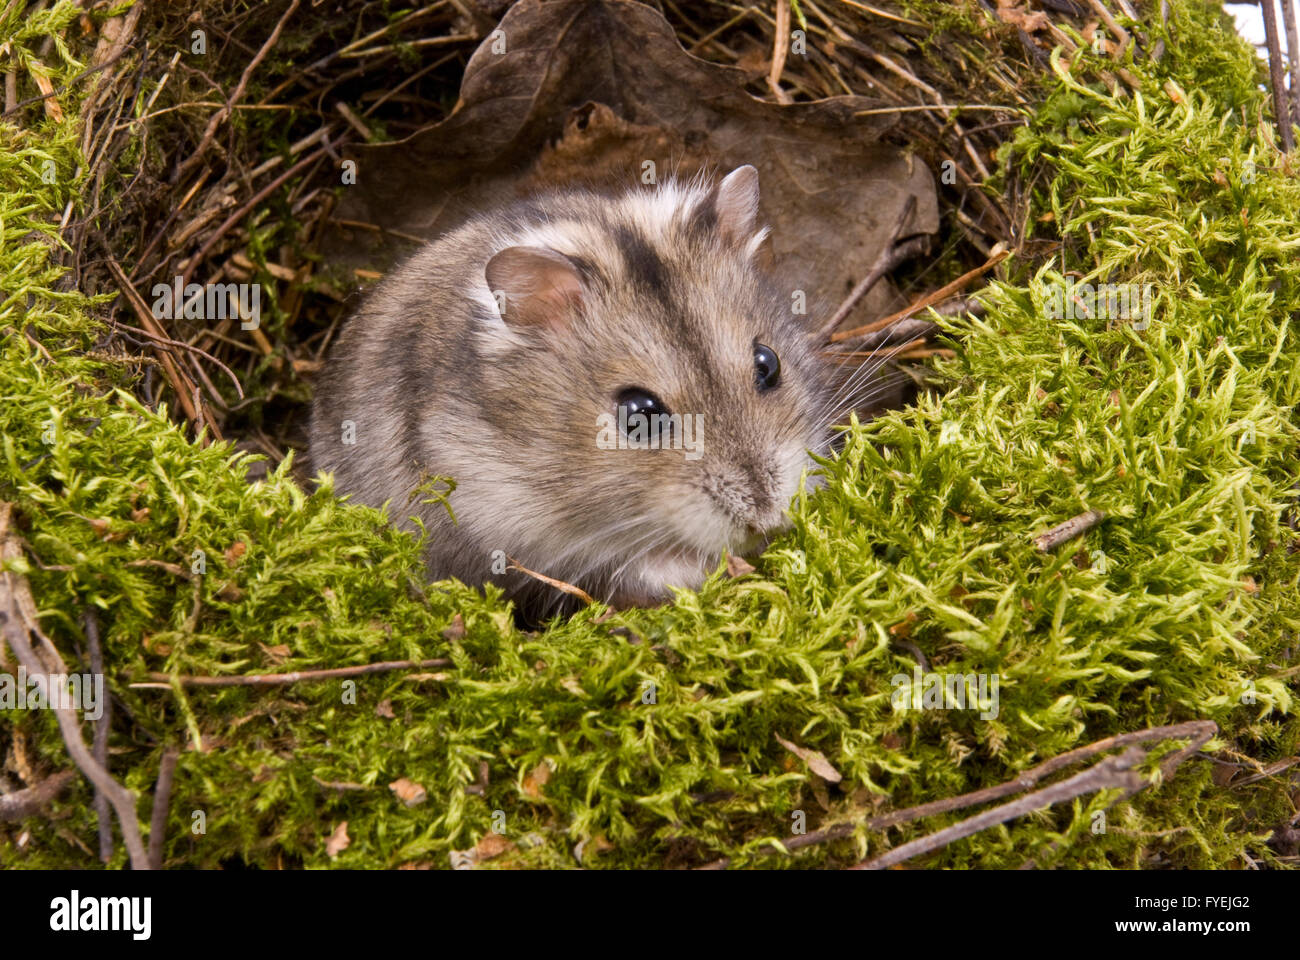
[310,166,840,615]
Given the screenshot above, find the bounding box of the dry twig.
[132,658,454,689]
[0,503,150,869]
[1032,508,1106,551]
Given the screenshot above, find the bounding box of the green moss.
[1,0,1297,869]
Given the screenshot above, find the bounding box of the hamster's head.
[471,166,830,608]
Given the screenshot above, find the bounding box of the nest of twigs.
[59,0,1092,473]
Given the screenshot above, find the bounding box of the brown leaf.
[994,1,1049,33]
[810,776,831,812]
[523,760,552,798]
[325,821,350,858]
[1210,762,1237,788]
[259,642,291,663]
[29,66,63,123]
[332,0,937,330]
[774,734,843,783]
[726,554,756,578]
[389,777,428,807]
[889,612,917,637]
[476,833,514,860]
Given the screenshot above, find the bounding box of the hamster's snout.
[699,451,801,551]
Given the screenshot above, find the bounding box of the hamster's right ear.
[715,165,761,244]
[485,245,584,334]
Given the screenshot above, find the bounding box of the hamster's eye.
[753,342,781,391]
[617,387,669,437]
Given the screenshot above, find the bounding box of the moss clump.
[1,0,1297,869]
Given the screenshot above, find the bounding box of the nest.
[61,0,1067,474]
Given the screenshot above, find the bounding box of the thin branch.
[817,195,927,342]
[1281,0,1300,129]
[831,246,1008,343]
[1032,508,1106,551]
[1262,0,1296,152]
[181,140,337,289]
[147,745,180,870]
[851,746,1149,869]
[170,0,302,184]
[103,257,206,437]
[132,658,453,689]
[768,0,793,103]
[0,44,136,118]
[0,770,77,822]
[108,321,245,400]
[0,504,150,869]
[84,609,112,862]
[697,721,1217,869]
[507,557,596,606]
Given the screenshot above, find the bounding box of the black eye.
[753,342,780,391]
[617,387,669,437]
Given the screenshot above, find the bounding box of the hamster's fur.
[310,166,833,615]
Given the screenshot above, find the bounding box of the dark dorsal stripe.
[613,223,670,301]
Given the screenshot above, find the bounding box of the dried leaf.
[224,540,247,566]
[334,0,936,330]
[523,760,552,798]
[726,554,756,578]
[389,777,428,807]
[29,65,63,123]
[476,833,514,860]
[259,642,291,663]
[775,734,843,783]
[325,821,350,858]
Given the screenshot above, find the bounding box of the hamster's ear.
[484,245,584,333]
[714,165,761,246]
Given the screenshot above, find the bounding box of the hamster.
[309,166,841,616]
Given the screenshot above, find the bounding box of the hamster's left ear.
[484,245,584,333]
[707,165,767,256]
